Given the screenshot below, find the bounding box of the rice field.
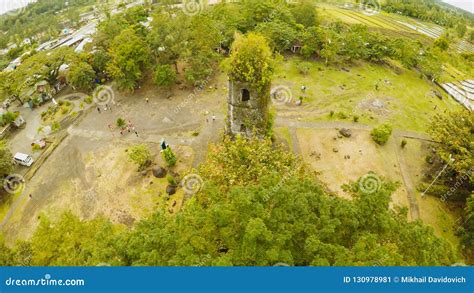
[318,3,474,53]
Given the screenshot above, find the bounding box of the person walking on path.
[146,97,149,104]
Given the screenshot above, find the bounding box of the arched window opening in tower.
[241,89,250,102]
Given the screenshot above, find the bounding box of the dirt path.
[288,127,302,155]
[275,118,432,141]
[394,143,420,220]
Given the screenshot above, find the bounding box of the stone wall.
[227,80,270,136]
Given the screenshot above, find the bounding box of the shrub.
[337,111,348,119]
[84,96,93,104]
[32,144,42,151]
[166,174,177,186]
[116,118,126,128]
[60,105,69,114]
[1,111,18,125]
[371,124,392,145]
[128,144,152,170]
[51,121,61,131]
[297,61,312,75]
[353,115,359,122]
[401,139,407,148]
[162,147,177,167]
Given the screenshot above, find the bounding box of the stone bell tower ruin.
[227,80,270,137]
[225,33,273,137]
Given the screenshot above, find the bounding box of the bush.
[60,105,69,114]
[116,118,126,128]
[337,111,348,119]
[1,111,18,126]
[353,115,359,122]
[166,174,177,186]
[51,121,61,131]
[128,144,152,170]
[401,139,407,148]
[371,124,392,145]
[84,96,93,104]
[162,147,177,167]
[297,61,312,75]
[32,144,42,151]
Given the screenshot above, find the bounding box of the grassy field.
[0,191,22,223]
[274,57,461,132]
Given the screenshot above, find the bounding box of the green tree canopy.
[224,33,274,93]
[29,212,122,266]
[67,60,96,91]
[106,28,151,91]
[0,140,13,178]
[429,110,473,185]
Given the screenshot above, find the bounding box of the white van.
[13,153,34,167]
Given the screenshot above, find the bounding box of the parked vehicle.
[13,152,34,167]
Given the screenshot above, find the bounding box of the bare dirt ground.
[1,73,227,243]
[295,128,409,209]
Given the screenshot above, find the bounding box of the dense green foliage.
[459,195,474,262]
[0,140,13,178]
[425,111,473,262]
[29,213,122,266]
[199,136,300,188]
[429,111,473,186]
[154,64,177,88]
[67,60,96,90]
[224,33,274,93]
[107,28,151,91]
[382,0,474,28]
